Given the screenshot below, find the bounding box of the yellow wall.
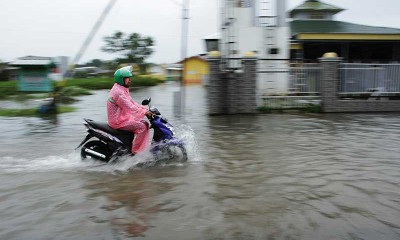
[297,33,400,40]
[183,58,209,84]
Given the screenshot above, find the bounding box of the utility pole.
[175,0,190,117]
[72,0,118,67]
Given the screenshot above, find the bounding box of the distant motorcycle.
[76,98,187,164]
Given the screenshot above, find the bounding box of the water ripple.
[1,86,400,239]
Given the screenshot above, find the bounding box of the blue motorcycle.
[76,98,187,164]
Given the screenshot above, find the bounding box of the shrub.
[0,80,17,99]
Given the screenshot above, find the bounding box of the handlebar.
[146,111,155,120]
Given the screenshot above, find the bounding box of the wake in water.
[0,124,199,174]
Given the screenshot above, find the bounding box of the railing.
[256,60,321,95]
[289,62,321,94]
[340,63,400,93]
[258,61,321,109]
[258,62,400,109]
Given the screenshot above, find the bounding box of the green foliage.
[61,86,92,96]
[302,104,322,113]
[257,106,273,113]
[0,80,17,99]
[0,108,37,117]
[89,59,103,68]
[102,31,155,67]
[12,93,49,101]
[0,106,76,117]
[65,77,115,90]
[131,76,159,86]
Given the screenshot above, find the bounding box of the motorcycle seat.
[85,119,132,136]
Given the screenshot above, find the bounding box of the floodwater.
[0,82,399,240]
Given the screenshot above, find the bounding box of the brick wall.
[207,57,257,115]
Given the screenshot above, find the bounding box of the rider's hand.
[145,111,153,118]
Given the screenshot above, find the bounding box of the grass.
[257,106,273,113]
[7,93,50,101]
[0,105,76,117]
[302,104,322,113]
[61,86,92,96]
[0,80,18,99]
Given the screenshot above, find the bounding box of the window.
[309,13,324,20]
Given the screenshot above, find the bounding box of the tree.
[89,59,103,68]
[102,31,154,72]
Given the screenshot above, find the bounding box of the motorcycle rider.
[107,66,153,155]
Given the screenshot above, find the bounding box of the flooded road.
[1,82,400,239]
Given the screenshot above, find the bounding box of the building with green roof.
[290,0,400,62]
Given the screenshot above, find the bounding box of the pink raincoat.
[107,83,150,153]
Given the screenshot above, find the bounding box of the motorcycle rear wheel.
[81,140,111,162]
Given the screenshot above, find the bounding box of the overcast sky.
[1,0,400,65]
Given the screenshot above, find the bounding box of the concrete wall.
[320,56,400,113]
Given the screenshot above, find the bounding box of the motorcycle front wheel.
[154,144,188,164]
[81,140,111,162]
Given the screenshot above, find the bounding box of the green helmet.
[114,66,133,86]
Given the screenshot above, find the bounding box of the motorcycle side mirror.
[142,97,151,106]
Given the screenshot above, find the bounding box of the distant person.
[107,66,153,155]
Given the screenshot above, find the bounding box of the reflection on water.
[0,83,400,239]
[202,113,400,239]
[82,168,189,237]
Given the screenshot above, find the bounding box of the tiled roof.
[290,20,400,36]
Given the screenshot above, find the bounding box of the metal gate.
[258,60,321,109]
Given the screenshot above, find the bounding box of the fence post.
[238,56,258,114]
[207,53,258,115]
[206,54,225,115]
[319,52,343,112]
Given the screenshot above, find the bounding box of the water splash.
[0,124,199,173]
[0,153,92,173]
[174,124,201,162]
[94,123,200,172]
